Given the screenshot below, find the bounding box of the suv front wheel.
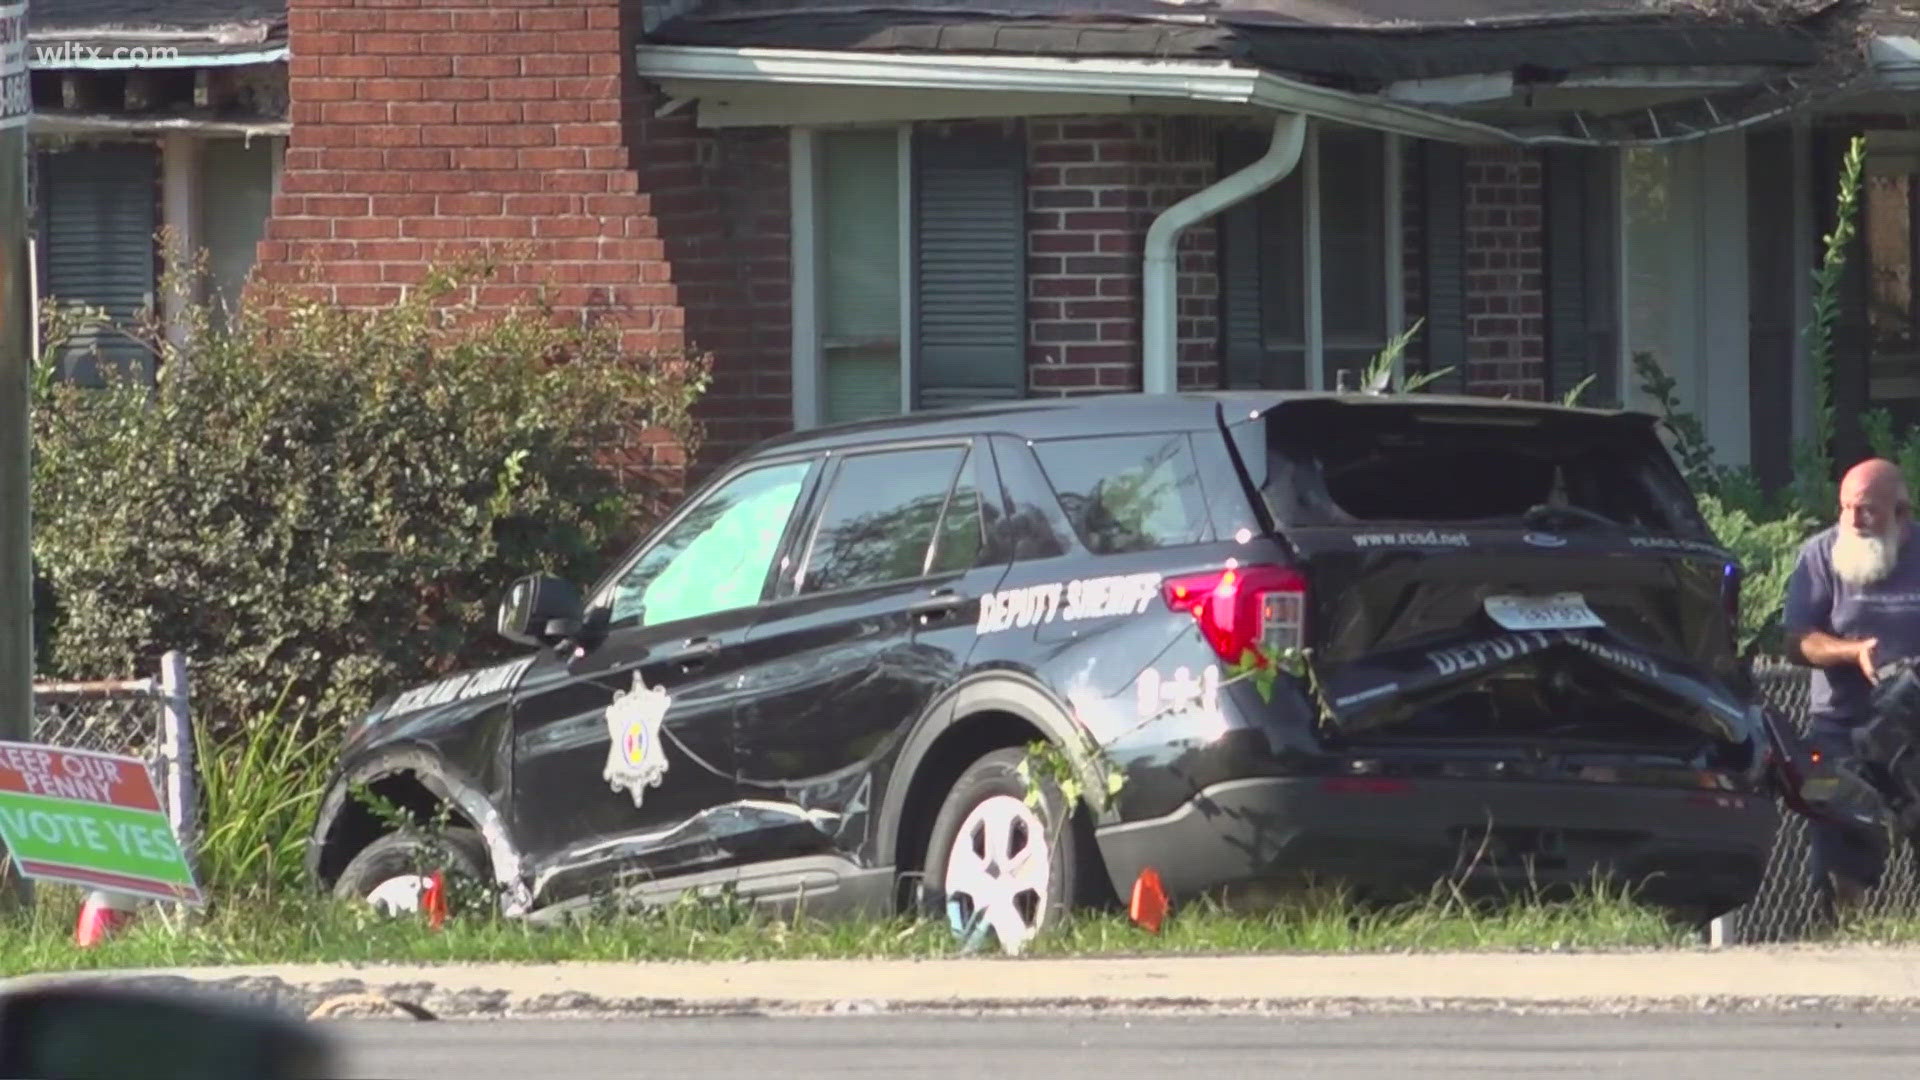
[920,746,1099,953]
[334,827,490,917]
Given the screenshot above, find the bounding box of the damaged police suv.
[308,391,1807,941]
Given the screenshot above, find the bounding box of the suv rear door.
[1227,397,1757,756]
[727,438,1012,875]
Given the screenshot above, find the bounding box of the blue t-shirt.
[1782,525,1920,730]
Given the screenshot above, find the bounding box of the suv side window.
[603,458,813,629]
[798,444,970,594]
[1031,433,1210,554]
[928,446,986,575]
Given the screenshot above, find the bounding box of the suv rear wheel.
[920,746,1098,953]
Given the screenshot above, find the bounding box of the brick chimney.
[256,0,793,466]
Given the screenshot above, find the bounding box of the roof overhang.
[634,44,1516,144]
[1779,34,1920,117]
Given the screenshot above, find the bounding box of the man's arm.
[1783,536,1879,680]
[1796,628,1875,670]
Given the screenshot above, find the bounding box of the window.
[1542,146,1622,406]
[1259,403,1700,534]
[928,446,985,575]
[1032,434,1209,554]
[1318,127,1389,380]
[603,459,812,629]
[1620,137,1750,467]
[199,137,279,324]
[1852,131,1920,435]
[1220,123,1396,392]
[798,445,970,594]
[818,128,904,424]
[37,142,159,386]
[796,125,1028,428]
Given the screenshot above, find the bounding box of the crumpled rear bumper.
[1094,774,1779,916]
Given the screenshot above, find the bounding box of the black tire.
[919,747,1107,949]
[334,827,489,915]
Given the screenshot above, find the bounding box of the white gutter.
[1142,112,1305,396]
[1871,35,1920,84]
[633,44,1513,145]
[31,114,290,136]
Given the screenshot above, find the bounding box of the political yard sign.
[0,742,202,906]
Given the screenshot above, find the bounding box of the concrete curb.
[15,947,1920,1019]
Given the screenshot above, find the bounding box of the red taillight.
[1161,563,1307,664]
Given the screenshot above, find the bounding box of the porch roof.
[647,0,1840,88]
[28,0,287,65]
[642,0,1865,144]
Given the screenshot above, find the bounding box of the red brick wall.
[257,0,790,472]
[1462,146,1545,399]
[1025,117,1220,395]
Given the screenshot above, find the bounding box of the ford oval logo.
[1523,532,1567,548]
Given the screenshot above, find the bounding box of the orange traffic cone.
[74,891,138,947]
[422,870,447,930]
[1129,867,1168,934]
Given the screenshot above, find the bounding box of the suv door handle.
[666,636,719,670]
[908,589,965,620]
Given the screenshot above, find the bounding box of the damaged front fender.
[306,748,532,916]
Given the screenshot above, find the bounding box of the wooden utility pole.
[0,1,36,910]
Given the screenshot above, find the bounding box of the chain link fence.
[1714,657,1920,943]
[28,651,198,867]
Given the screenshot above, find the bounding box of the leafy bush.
[1695,492,1816,657]
[31,250,710,734]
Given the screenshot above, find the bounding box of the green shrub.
[1695,492,1816,658]
[31,250,710,735]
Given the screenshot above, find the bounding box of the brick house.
[27,0,287,383]
[34,0,1896,488]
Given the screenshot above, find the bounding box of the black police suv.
[307,391,1799,944]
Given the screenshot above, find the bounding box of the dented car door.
[727,439,1011,877]
[507,454,820,910]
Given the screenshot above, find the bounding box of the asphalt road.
[331,1011,1920,1079]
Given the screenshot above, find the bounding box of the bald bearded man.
[1784,457,1920,914]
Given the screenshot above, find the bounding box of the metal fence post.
[159,651,195,864]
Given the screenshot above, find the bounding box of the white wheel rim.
[365,874,431,915]
[942,794,1053,954]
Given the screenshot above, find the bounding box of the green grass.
[0,876,1696,976]
[0,704,1810,974]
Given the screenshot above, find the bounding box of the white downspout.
[1142,112,1307,395]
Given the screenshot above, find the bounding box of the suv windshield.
[1252,400,1709,535]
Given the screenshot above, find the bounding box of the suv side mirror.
[497,573,586,647]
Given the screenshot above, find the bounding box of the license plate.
[1483,592,1604,631]
[1800,776,1840,803]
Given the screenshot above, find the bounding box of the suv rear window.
[1254,401,1708,535]
[1031,433,1210,555]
